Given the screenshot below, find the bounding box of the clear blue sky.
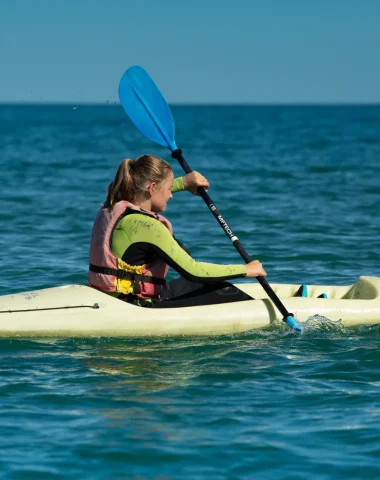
[1,0,379,103]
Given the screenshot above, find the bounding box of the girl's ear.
[147,182,157,197]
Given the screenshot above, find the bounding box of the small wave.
[360,136,380,145]
[305,139,332,149]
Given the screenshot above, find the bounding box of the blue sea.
[1,104,379,479]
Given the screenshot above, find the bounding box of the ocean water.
[0,104,379,478]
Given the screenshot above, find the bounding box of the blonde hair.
[106,154,172,207]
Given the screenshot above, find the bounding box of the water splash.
[302,314,346,333]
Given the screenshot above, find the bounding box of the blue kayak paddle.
[118,65,302,332]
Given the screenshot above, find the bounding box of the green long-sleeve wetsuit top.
[111,177,247,283]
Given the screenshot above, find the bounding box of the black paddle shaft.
[171,149,293,320]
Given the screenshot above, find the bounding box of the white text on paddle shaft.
[209,205,239,242]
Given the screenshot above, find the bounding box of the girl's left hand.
[183,171,210,195]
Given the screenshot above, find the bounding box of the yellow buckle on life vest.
[115,259,144,295]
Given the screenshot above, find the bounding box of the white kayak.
[0,276,379,337]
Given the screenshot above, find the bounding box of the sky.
[1,0,379,104]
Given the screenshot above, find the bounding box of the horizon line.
[1,101,380,107]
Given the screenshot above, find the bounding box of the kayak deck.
[0,276,379,337]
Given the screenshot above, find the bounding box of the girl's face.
[149,171,174,212]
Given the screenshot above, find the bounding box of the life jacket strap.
[89,264,166,286]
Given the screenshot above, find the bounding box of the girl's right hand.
[245,260,266,278]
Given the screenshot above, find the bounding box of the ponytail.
[106,158,134,207]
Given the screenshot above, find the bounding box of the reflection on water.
[67,318,362,392]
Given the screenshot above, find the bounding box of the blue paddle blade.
[285,316,302,332]
[118,65,178,152]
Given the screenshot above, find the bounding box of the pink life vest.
[88,200,173,299]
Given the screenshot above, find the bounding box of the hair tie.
[129,160,135,170]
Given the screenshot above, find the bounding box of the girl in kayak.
[89,155,266,307]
